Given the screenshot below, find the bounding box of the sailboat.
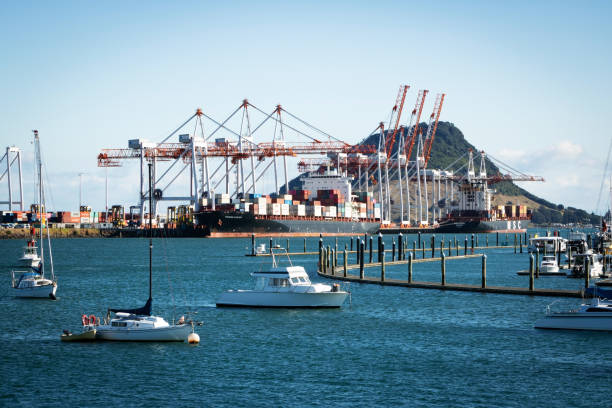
[11,130,57,299]
[95,163,196,342]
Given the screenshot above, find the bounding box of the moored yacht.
[216,248,349,308]
[93,164,197,342]
[18,232,41,268]
[540,255,560,273]
[534,297,612,331]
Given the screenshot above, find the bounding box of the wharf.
[316,245,587,298]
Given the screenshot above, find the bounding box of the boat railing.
[270,247,293,268]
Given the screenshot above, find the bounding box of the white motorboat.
[528,236,567,253]
[534,297,612,331]
[11,131,57,299]
[255,243,267,254]
[216,248,349,308]
[568,252,604,278]
[95,164,196,342]
[540,255,559,273]
[18,234,41,268]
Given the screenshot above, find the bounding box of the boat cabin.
[108,312,170,329]
[251,266,312,290]
[528,236,567,253]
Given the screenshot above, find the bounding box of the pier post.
[364,233,368,250]
[408,252,413,283]
[535,249,540,278]
[441,252,446,286]
[304,238,307,253]
[440,239,445,258]
[413,241,416,258]
[330,249,334,275]
[464,238,468,256]
[251,233,255,256]
[585,257,590,289]
[456,240,459,256]
[381,241,385,282]
[269,237,273,254]
[496,232,499,246]
[334,247,338,271]
[471,234,475,252]
[321,248,326,274]
[524,231,527,243]
[520,239,523,253]
[431,235,435,259]
[398,233,403,261]
[556,245,561,267]
[350,237,353,252]
[514,234,517,254]
[319,238,323,268]
[392,240,396,261]
[448,240,452,257]
[378,233,383,263]
[418,231,421,248]
[327,246,331,273]
[568,246,572,270]
[359,241,365,279]
[481,255,487,288]
[422,241,425,258]
[369,237,373,263]
[287,239,290,252]
[529,255,534,292]
[343,249,347,277]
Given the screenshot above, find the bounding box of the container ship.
[435,164,530,233]
[195,170,381,236]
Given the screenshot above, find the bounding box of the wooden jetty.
[316,244,587,298]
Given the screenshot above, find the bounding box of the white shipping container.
[374,207,381,219]
[314,205,322,217]
[297,204,306,216]
[80,217,91,224]
[281,203,290,216]
[271,203,281,215]
[283,194,292,201]
[257,197,267,207]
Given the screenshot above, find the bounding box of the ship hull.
[435,218,530,233]
[196,211,380,235]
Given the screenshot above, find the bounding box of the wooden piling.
[269,237,273,253]
[381,241,386,282]
[359,241,365,279]
[535,249,540,278]
[514,234,517,253]
[448,240,452,257]
[369,237,373,263]
[440,239,445,258]
[496,232,499,246]
[481,254,487,289]
[418,231,422,248]
[251,233,255,256]
[378,233,383,263]
[398,233,403,261]
[304,237,307,253]
[464,238,468,256]
[422,241,425,258]
[343,249,347,277]
[529,255,534,292]
[408,252,413,283]
[431,235,435,259]
[350,237,354,251]
[585,257,590,289]
[441,253,446,286]
[392,240,396,261]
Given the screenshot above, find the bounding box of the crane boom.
[404,90,428,160]
[385,85,409,157]
[423,93,445,167]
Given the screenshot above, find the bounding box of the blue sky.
[1,1,610,213]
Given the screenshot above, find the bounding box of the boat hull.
[216,290,348,308]
[12,283,57,299]
[18,257,41,268]
[95,324,192,342]
[534,313,612,331]
[435,218,530,233]
[197,211,380,235]
[61,329,97,342]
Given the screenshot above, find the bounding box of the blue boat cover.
[110,297,152,316]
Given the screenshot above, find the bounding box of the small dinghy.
[60,314,98,342]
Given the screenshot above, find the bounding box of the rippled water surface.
[1,230,610,407]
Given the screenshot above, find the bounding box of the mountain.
[284,121,601,226]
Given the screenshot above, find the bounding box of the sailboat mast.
[148,163,152,301]
[34,130,44,277]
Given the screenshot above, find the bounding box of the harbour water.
[1,230,610,407]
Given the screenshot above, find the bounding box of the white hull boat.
[540,255,560,273]
[217,247,349,308]
[534,298,612,331]
[96,313,192,341]
[18,254,41,268]
[217,290,348,308]
[87,164,198,343]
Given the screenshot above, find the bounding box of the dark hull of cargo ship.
[435,218,530,233]
[196,211,380,235]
